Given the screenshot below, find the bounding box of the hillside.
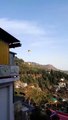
[26,62,58,71]
[63,71,68,74]
[15,57,68,85]
[15,57,68,104]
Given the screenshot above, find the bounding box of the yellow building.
[0,28,21,120]
[0,28,21,65]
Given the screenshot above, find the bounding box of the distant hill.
[63,71,68,74]
[15,57,68,73]
[42,64,58,70]
[27,62,58,71]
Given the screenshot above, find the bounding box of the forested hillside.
[14,57,68,104]
[15,57,68,89]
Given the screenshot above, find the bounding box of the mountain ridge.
[27,62,58,71]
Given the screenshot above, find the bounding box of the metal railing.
[0,65,19,78]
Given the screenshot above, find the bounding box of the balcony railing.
[0,65,19,78]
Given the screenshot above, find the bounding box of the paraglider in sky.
[28,50,31,52]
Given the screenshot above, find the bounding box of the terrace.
[0,65,19,78]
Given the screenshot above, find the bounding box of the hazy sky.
[0,0,68,70]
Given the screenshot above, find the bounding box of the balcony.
[0,65,19,78]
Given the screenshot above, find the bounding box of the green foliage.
[14,57,68,105]
[15,57,68,89]
[26,88,47,105]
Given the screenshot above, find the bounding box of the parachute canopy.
[28,50,31,52]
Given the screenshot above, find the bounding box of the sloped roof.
[0,28,21,48]
[9,51,16,55]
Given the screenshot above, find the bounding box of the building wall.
[0,86,9,120]
[0,40,9,64]
[0,82,14,120]
[9,83,14,120]
[9,53,15,65]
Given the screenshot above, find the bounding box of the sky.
[0,0,68,70]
